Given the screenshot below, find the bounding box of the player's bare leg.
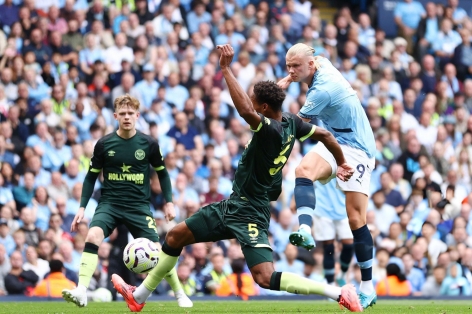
[63,226,104,307]
[249,258,362,312]
[290,152,332,250]
[345,191,376,309]
[114,223,195,312]
[154,242,193,307]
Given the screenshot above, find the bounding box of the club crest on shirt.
[135,149,145,160]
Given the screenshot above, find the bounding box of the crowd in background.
[0,0,471,300]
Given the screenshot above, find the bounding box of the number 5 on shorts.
[248,223,259,237]
[146,216,158,233]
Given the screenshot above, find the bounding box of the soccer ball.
[92,288,113,302]
[123,238,160,274]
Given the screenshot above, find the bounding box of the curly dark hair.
[253,81,285,112]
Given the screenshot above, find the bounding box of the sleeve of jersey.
[89,139,105,173]
[298,90,330,120]
[80,140,104,207]
[149,139,165,171]
[149,139,173,202]
[250,113,275,136]
[293,114,317,142]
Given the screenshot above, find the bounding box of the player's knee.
[347,213,365,230]
[85,227,104,245]
[295,163,312,179]
[165,229,179,247]
[253,272,271,289]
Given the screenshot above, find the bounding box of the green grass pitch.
[0,300,470,314]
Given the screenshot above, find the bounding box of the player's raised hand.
[163,202,176,223]
[216,44,234,69]
[336,163,355,182]
[71,207,85,232]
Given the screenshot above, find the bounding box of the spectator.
[440,262,471,295]
[422,222,448,266]
[32,259,75,297]
[105,33,134,74]
[368,191,399,236]
[201,252,229,295]
[0,0,20,31]
[433,19,462,70]
[422,265,447,296]
[216,258,258,300]
[416,2,441,60]
[275,244,304,276]
[394,0,426,54]
[20,207,43,247]
[379,172,405,213]
[402,252,425,294]
[176,263,197,297]
[58,240,79,273]
[23,245,49,280]
[376,263,412,296]
[29,186,56,232]
[22,29,52,66]
[186,1,212,35]
[167,112,202,151]
[0,243,10,295]
[453,29,472,81]
[4,250,38,295]
[0,219,14,256]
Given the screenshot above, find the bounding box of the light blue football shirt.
[314,179,347,221]
[298,57,376,158]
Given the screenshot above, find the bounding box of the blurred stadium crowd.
[0,0,471,301]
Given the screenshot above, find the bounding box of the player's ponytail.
[230,258,245,296]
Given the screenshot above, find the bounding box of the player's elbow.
[239,108,256,120]
[313,128,333,145]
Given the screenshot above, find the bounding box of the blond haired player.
[278,43,377,309]
[62,95,192,308]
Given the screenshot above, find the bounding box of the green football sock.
[143,251,179,292]
[78,243,99,288]
[164,267,182,292]
[280,272,342,300]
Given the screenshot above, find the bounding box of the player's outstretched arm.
[310,128,354,181]
[71,170,100,232]
[217,44,261,130]
[156,167,176,222]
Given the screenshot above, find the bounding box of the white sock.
[133,284,153,304]
[78,284,87,292]
[299,224,312,233]
[323,284,342,301]
[360,280,374,295]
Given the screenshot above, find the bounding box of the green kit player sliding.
[62,94,193,308]
[112,44,363,312]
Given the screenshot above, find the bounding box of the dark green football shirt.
[89,131,165,206]
[232,112,316,207]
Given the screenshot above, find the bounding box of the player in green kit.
[61,94,193,308]
[112,44,363,312]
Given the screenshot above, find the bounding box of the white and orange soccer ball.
[123,238,160,274]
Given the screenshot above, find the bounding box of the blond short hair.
[287,43,315,57]
[114,94,140,111]
[287,43,322,70]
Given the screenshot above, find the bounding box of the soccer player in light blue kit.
[278,43,377,309]
[314,179,354,287]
